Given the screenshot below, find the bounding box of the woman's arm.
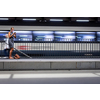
[14,35,16,38]
[8,32,15,38]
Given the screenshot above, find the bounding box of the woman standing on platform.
[8,27,16,59]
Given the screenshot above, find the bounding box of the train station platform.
[0,58,100,70]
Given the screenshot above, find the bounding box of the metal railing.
[0,38,100,59]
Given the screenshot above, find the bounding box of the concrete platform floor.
[0,70,100,84]
[0,58,100,62]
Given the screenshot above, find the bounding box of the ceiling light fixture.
[76,20,89,22]
[0,18,9,20]
[50,19,63,21]
[23,18,36,21]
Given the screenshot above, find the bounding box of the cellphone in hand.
[14,32,16,35]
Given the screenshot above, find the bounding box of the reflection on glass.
[14,31,32,41]
[76,32,95,41]
[97,32,100,41]
[54,31,75,41]
[33,31,54,41]
[0,31,9,41]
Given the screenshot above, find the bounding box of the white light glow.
[45,35,54,38]
[50,19,63,21]
[65,35,75,39]
[55,31,75,34]
[0,18,9,20]
[0,74,11,78]
[33,31,53,34]
[83,36,95,39]
[22,38,28,41]
[4,38,7,41]
[77,32,95,34]
[12,73,100,78]
[97,32,100,34]
[15,31,32,33]
[45,35,54,41]
[23,19,36,21]
[76,20,89,22]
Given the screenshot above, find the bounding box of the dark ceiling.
[0,17,100,26]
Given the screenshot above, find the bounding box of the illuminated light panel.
[0,18,9,20]
[15,31,32,33]
[33,31,53,34]
[77,32,95,34]
[55,31,75,34]
[45,35,54,38]
[45,35,54,41]
[23,18,36,21]
[65,35,75,39]
[76,20,89,22]
[22,38,28,41]
[50,19,63,21]
[83,36,95,39]
[97,32,100,34]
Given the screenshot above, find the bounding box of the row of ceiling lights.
[0,18,90,22]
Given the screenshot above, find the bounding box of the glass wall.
[76,32,95,41]
[97,32,100,42]
[33,31,54,41]
[0,31,9,41]
[14,31,32,41]
[0,31,99,42]
[54,31,75,41]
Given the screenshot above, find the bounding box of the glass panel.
[97,32,100,42]
[76,32,95,41]
[33,31,54,41]
[0,31,9,41]
[54,31,75,41]
[14,31,32,41]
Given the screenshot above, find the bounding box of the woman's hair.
[11,27,14,30]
